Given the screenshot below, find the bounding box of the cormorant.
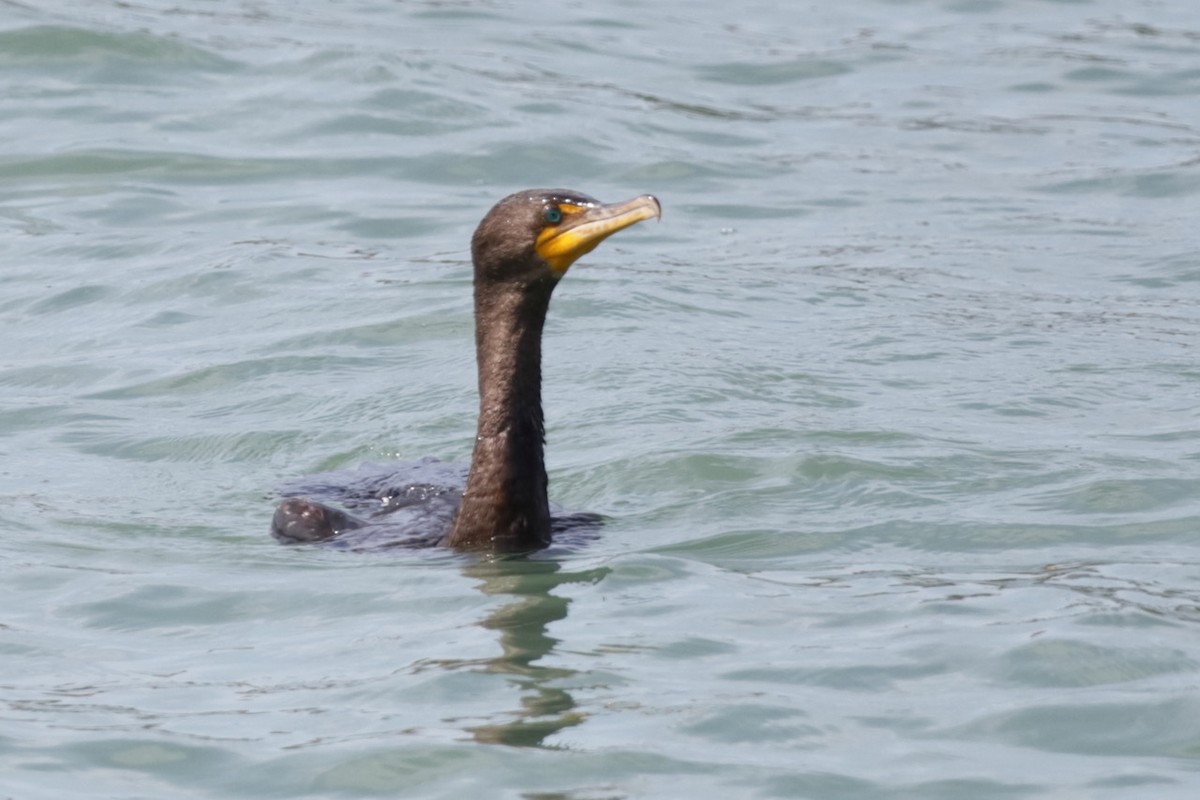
[272,189,661,552]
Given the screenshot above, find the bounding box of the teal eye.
[544,207,563,224]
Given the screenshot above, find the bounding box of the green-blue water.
[3,1,1200,797]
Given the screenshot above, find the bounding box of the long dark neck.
[446,278,555,550]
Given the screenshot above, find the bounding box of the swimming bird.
[272,189,661,552]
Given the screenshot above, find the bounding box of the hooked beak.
[536,194,661,275]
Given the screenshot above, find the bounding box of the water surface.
[2,1,1200,797]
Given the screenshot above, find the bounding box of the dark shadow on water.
[460,558,609,748]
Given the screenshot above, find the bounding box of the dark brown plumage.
[272,189,660,553]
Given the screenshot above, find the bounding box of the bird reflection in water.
[460,558,609,748]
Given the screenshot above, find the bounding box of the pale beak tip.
[644,194,662,221]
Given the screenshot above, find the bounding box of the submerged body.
[272,460,602,552]
[272,189,660,552]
